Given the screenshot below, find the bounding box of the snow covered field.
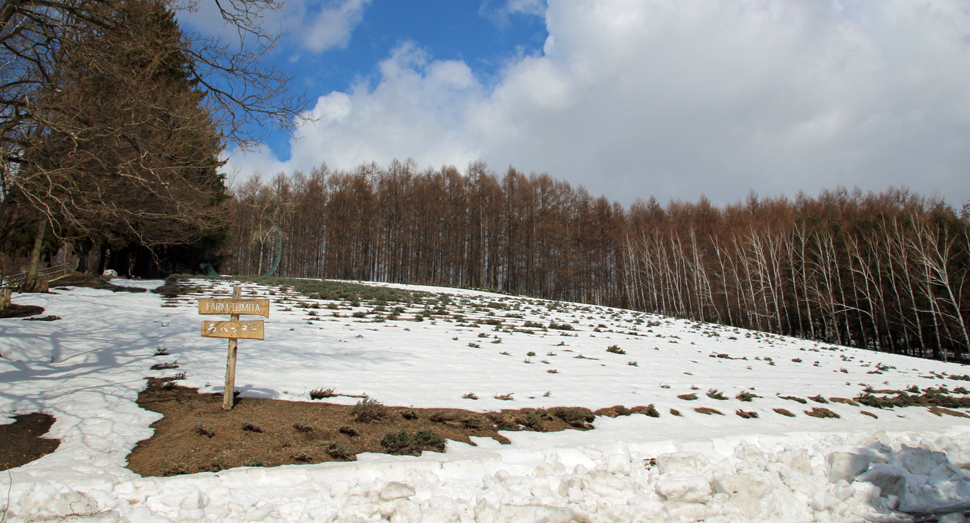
[2,277,970,522]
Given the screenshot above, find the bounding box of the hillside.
[1,277,969,521]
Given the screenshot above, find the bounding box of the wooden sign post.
[199,286,269,410]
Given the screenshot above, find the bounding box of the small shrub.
[495,393,514,401]
[548,322,574,331]
[327,441,354,460]
[706,389,727,400]
[354,397,389,422]
[735,391,758,402]
[519,412,544,431]
[627,361,638,366]
[549,407,596,427]
[641,404,660,418]
[339,426,359,437]
[670,409,682,416]
[527,351,536,357]
[309,388,336,400]
[293,417,313,433]
[808,394,829,404]
[792,358,802,363]
[241,421,262,433]
[150,361,179,370]
[463,392,479,400]
[860,411,878,419]
[381,430,446,455]
[779,395,807,404]
[461,416,487,430]
[292,451,313,463]
[678,393,698,401]
[736,409,759,419]
[805,407,840,419]
[606,345,626,355]
[154,346,169,356]
[547,369,558,374]
[773,408,796,417]
[172,372,186,380]
[195,423,215,438]
[614,405,632,416]
[401,409,418,420]
[468,342,480,348]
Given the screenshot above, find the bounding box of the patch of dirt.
[0,413,60,471]
[128,378,601,477]
[0,304,44,319]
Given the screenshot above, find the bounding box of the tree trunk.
[22,219,47,292]
[88,237,104,276]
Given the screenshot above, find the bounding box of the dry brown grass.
[773,408,796,417]
[694,407,723,415]
[928,406,970,418]
[804,407,840,419]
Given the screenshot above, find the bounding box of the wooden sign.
[198,286,269,410]
[198,298,270,317]
[201,320,265,340]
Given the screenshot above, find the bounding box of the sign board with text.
[201,320,265,340]
[198,298,270,317]
[198,287,269,410]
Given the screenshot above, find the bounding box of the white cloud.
[228,0,970,205]
[479,0,547,23]
[178,0,370,53]
[294,0,371,52]
[505,0,547,16]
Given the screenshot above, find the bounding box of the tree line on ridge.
[223,159,970,363]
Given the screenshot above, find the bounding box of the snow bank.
[4,430,970,521]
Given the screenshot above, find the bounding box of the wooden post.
[223,286,241,410]
[0,288,10,309]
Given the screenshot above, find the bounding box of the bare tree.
[1,0,305,282]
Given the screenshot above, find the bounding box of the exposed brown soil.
[0,304,44,319]
[0,413,60,471]
[128,378,606,477]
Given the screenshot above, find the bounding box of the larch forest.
[222,159,970,364]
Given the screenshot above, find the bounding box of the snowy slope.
[1,277,970,522]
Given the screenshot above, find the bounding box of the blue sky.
[260,1,548,160]
[184,0,970,207]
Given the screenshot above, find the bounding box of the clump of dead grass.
[804,407,840,419]
[353,397,389,423]
[380,430,447,456]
